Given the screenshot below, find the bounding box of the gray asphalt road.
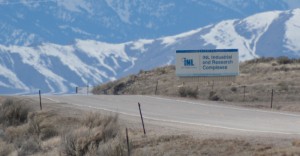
[39,95,300,135]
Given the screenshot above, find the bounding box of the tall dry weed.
[0,139,15,156]
[0,98,31,126]
[61,113,126,156]
[28,111,58,140]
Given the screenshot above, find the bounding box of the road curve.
[40,95,300,135]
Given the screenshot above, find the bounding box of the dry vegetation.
[92,57,300,112]
[2,97,300,155]
[0,98,126,156]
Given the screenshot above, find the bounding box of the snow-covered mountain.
[0,0,298,44]
[1,8,300,94]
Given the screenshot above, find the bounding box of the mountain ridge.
[1,6,300,94]
[0,0,298,44]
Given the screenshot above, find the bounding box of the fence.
[181,82,300,111]
[75,86,96,95]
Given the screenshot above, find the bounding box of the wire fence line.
[76,86,96,94]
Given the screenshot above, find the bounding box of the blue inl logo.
[183,58,194,66]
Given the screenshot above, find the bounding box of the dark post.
[243,86,246,101]
[126,128,130,156]
[87,84,89,95]
[271,89,274,109]
[155,81,158,95]
[39,90,42,110]
[138,102,146,135]
[76,87,78,94]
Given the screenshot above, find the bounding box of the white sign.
[176,49,239,77]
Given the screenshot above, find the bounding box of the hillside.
[92,57,300,112]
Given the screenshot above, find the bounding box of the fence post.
[87,84,89,95]
[138,102,146,135]
[271,89,274,109]
[243,86,246,101]
[155,81,158,95]
[126,128,130,156]
[39,90,42,110]
[76,87,78,94]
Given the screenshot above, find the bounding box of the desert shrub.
[4,124,29,143]
[231,87,238,92]
[0,98,30,126]
[61,113,124,156]
[139,70,145,75]
[61,127,90,156]
[62,127,125,156]
[277,56,293,64]
[95,136,127,156]
[82,113,118,129]
[40,126,58,140]
[187,87,199,98]
[208,91,222,101]
[178,87,198,98]
[0,140,15,156]
[258,57,275,63]
[155,68,167,75]
[5,125,41,155]
[245,57,274,64]
[28,112,58,140]
[277,81,289,91]
[18,137,41,156]
[92,81,115,95]
[178,87,188,97]
[271,62,277,66]
[113,83,126,95]
[169,65,176,70]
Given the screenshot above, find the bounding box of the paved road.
[39,95,300,135]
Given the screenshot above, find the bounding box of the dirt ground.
[1,96,300,156]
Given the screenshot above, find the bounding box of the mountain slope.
[1,9,300,94]
[0,0,297,44]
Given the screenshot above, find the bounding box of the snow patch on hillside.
[201,11,281,60]
[1,45,69,92]
[284,9,300,54]
[130,39,154,53]
[201,20,255,60]
[75,39,137,75]
[0,63,29,90]
[240,11,281,53]
[57,0,93,14]
[160,28,203,47]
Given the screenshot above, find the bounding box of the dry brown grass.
[60,113,126,156]
[0,98,31,126]
[28,111,59,140]
[0,139,15,156]
[129,134,300,156]
[0,97,127,156]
